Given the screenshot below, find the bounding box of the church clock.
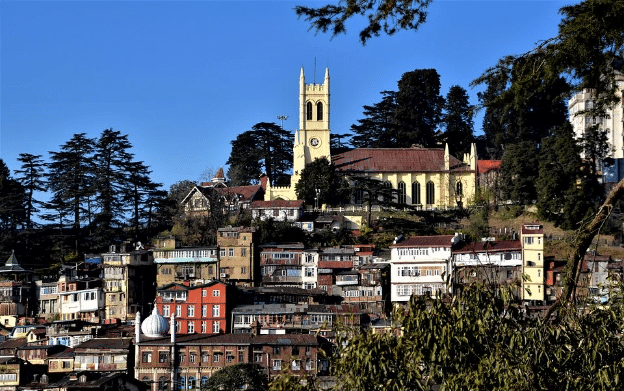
[310,137,320,147]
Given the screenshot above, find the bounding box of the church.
[264,68,477,209]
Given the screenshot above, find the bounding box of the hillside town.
[2,60,624,390]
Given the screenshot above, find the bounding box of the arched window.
[142,376,151,385]
[456,181,463,197]
[412,181,421,204]
[187,376,196,389]
[426,181,435,205]
[317,102,323,120]
[306,102,313,120]
[398,182,406,204]
[383,181,393,202]
[177,376,185,390]
[159,376,169,390]
[201,376,209,386]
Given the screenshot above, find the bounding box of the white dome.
[141,307,169,338]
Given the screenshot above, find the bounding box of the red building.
[154,280,233,335]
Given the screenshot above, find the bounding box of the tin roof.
[390,235,455,248]
[333,148,471,173]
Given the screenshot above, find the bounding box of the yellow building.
[216,226,258,287]
[521,223,545,303]
[264,67,477,208]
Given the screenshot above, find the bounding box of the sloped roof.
[0,251,31,274]
[390,235,455,248]
[453,240,521,253]
[251,200,304,209]
[332,148,470,173]
[74,337,132,350]
[478,160,501,173]
[182,184,264,205]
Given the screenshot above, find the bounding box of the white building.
[389,234,461,303]
[58,277,105,322]
[568,75,624,159]
[301,249,319,290]
[452,240,522,267]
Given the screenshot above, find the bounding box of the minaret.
[135,311,141,344]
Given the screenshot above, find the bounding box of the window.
[524,237,534,245]
[292,346,299,355]
[213,305,220,317]
[213,321,220,333]
[159,351,169,363]
[220,248,226,257]
[292,359,301,370]
[226,351,234,363]
[142,351,152,363]
[254,353,263,363]
[241,248,247,257]
[397,181,406,204]
[238,347,245,362]
[188,305,195,317]
[202,352,209,363]
[412,181,421,204]
[188,322,195,333]
[187,377,196,390]
[178,353,186,363]
[306,358,312,370]
[426,181,435,205]
[317,102,323,120]
[201,321,207,333]
[305,268,314,277]
[228,248,234,257]
[189,353,196,363]
[176,305,181,317]
[241,267,247,275]
[213,353,221,363]
[202,305,208,318]
[201,376,209,386]
[202,289,207,297]
[273,360,282,370]
[456,181,463,197]
[163,305,170,317]
[212,290,220,297]
[306,102,313,120]
[177,376,185,390]
[273,346,281,355]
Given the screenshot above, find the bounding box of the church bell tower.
[293,67,331,179]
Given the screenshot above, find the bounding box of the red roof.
[453,240,521,253]
[390,235,455,248]
[477,160,501,173]
[251,200,304,209]
[332,148,470,173]
[521,224,543,234]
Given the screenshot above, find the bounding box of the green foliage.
[226,122,293,186]
[295,0,432,45]
[295,157,349,206]
[499,141,540,204]
[351,69,443,149]
[14,153,46,230]
[325,282,624,390]
[464,206,490,242]
[253,218,306,245]
[202,363,268,391]
[440,85,475,157]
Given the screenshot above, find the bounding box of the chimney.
[259,174,268,191]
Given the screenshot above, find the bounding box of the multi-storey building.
[301,249,319,290]
[389,234,460,303]
[35,280,59,321]
[569,75,624,160]
[0,251,35,327]
[153,243,218,288]
[101,244,155,322]
[452,239,523,298]
[217,226,258,287]
[337,262,390,314]
[259,243,304,287]
[521,223,545,304]
[73,337,133,372]
[155,280,231,335]
[134,310,331,391]
[57,276,105,322]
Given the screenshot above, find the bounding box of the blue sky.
[2,0,566,194]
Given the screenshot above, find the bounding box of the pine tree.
[351,91,398,148]
[14,153,47,229]
[440,86,474,156]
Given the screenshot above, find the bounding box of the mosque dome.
[141,307,169,338]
